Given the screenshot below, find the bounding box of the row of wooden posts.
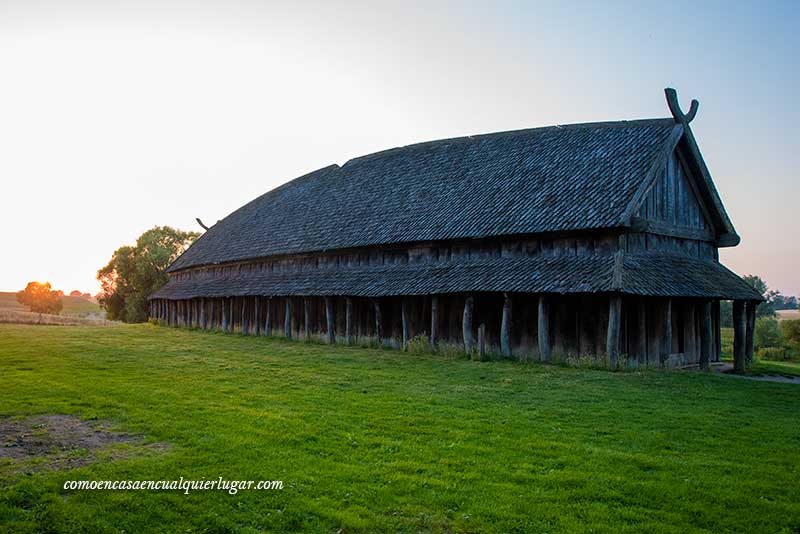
[149,294,757,371]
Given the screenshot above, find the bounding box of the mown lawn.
[0,324,798,533]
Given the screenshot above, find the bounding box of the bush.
[406,334,431,354]
[754,317,782,349]
[757,347,793,361]
[780,319,800,345]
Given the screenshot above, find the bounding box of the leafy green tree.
[97,226,199,322]
[16,281,63,314]
[741,275,777,318]
[781,320,800,346]
[754,317,782,349]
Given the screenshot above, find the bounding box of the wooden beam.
[228,297,234,333]
[579,295,594,358]
[500,293,512,358]
[325,297,335,344]
[684,301,696,362]
[463,296,474,355]
[253,296,260,336]
[221,298,228,332]
[401,298,410,351]
[430,295,439,350]
[538,295,551,362]
[263,297,271,336]
[372,299,382,342]
[477,323,486,361]
[713,301,721,362]
[660,299,672,366]
[733,300,746,373]
[636,299,647,364]
[284,298,292,339]
[699,301,713,370]
[629,217,714,242]
[346,297,354,345]
[200,298,207,329]
[745,301,756,364]
[304,297,312,340]
[606,295,622,368]
[241,297,248,335]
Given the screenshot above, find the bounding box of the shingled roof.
[168,118,713,272]
[152,252,760,301]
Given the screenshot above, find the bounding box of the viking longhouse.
[150,89,761,370]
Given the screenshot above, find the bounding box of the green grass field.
[1,324,799,533]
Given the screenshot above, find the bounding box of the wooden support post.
[346,297,354,345]
[713,301,721,362]
[463,296,474,355]
[684,301,696,363]
[477,323,486,361]
[430,295,439,350]
[241,297,248,335]
[253,296,260,336]
[401,298,410,350]
[228,297,234,333]
[200,298,206,329]
[284,298,292,339]
[538,295,551,361]
[501,293,512,358]
[325,297,335,344]
[606,295,622,368]
[660,299,672,366]
[304,298,312,340]
[733,300,746,373]
[745,301,756,364]
[209,299,216,330]
[221,298,228,332]
[700,301,713,370]
[263,297,271,336]
[636,300,647,364]
[578,296,593,358]
[373,299,383,342]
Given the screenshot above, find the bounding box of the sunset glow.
[0,1,797,296]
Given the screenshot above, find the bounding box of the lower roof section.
[150,253,761,301]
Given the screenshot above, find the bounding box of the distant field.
[0,291,101,317]
[777,309,800,321]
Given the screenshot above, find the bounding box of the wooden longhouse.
[149,88,761,370]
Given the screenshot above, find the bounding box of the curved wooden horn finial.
[684,99,699,123]
[664,87,699,124]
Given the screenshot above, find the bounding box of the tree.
[741,275,778,318]
[754,317,782,349]
[16,282,63,314]
[97,226,199,322]
[772,294,798,310]
[69,290,83,297]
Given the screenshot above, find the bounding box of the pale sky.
[0,1,797,296]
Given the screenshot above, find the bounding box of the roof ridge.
[343,117,675,167]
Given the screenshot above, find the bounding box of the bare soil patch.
[0,415,163,473]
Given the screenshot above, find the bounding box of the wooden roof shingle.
[168,119,686,272]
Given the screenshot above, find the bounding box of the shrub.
[780,319,800,345]
[754,317,782,349]
[757,347,792,361]
[406,334,431,354]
